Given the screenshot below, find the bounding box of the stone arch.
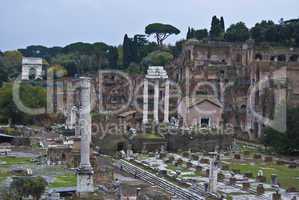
[290,54,299,62]
[29,67,37,80]
[240,104,247,112]
[236,54,242,64]
[62,153,66,160]
[277,54,286,62]
[270,56,277,62]
[117,142,126,151]
[255,53,263,61]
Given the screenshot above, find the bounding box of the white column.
[163,79,170,123]
[154,79,159,123]
[143,79,149,124]
[209,157,218,193]
[98,71,103,113]
[219,79,225,103]
[79,77,92,168]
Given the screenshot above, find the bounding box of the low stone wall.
[166,134,233,152]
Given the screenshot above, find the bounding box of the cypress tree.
[220,17,225,32]
[187,27,191,39]
[123,34,131,67]
[210,16,222,40]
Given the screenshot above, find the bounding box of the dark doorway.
[201,118,210,127]
[117,142,125,151]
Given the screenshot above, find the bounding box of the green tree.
[194,29,208,40]
[141,50,174,66]
[251,20,277,43]
[2,50,22,79]
[220,16,225,32]
[107,47,119,69]
[0,56,8,86]
[224,22,250,42]
[0,83,46,124]
[145,23,180,46]
[263,107,299,155]
[210,16,224,40]
[10,176,47,200]
[123,34,133,67]
[186,27,192,39]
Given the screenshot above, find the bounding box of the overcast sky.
[1,0,298,51]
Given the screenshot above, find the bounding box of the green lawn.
[49,174,77,188]
[0,156,32,166]
[228,161,299,190]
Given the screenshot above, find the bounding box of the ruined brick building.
[45,39,299,144]
[167,39,299,140]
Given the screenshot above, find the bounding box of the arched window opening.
[277,55,286,62]
[255,54,263,61]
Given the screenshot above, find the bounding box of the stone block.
[234,154,241,160]
[242,182,250,190]
[288,163,297,169]
[229,177,236,185]
[186,162,193,168]
[205,169,210,177]
[264,156,273,162]
[244,172,253,178]
[272,191,281,200]
[256,184,265,195]
[287,187,297,192]
[256,176,267,183]
[200,158,210,164]
[276,160,286,165]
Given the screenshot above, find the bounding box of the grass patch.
[0,157,32,166]
[0,169,10,183]
[228,161,299,190]
[136,133,163,140]
[49,174,77,188]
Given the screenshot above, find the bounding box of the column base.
[77,173,94,193]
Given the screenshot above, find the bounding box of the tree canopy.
[187,28,208,40]
[141,50,174,66]
[210,16,225,40]
[224,22,250,42]
[0,83,46,124]
[263,107,299,155]
[6,176,48,200]
[145,23,180,46]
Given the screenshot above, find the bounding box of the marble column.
[142,79,149,124]
[154,79,159,123]
[77,77,94,193]
[163,80,170,123]
[208,157,218,193]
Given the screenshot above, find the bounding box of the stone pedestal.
[271,174,278,185]
[272,192,282,200]
[257,184,265,195]
[242,182,250,190]
[77,171,94,193]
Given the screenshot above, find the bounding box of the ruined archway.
[290,54,299,62]
[277,55,286,62]
[255,53,263,61]
[29,68,37,80]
